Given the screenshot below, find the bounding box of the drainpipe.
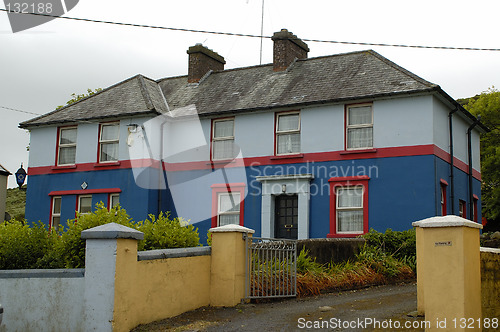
[467,115,481,220]
[448,108,458,215]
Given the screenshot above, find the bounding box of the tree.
[56,88,102,110]
[463,87,500,227]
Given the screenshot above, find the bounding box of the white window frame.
[346,104,373,150]
[217,192,241,227]
[276,111,301,155]
[211,118,235,161]
[336,186,364,235]
[99,122,120,163]
[77,195,92,214]
[51,196,62,231]
[110,193,120,208]
[57,126,77,166]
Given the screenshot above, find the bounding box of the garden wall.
[297,238,365,264]
[480,247,500,321]
[0,269,85,332]
[0,223,253,332]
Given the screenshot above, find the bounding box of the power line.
[0,105,41,115]
[1,8,500,52]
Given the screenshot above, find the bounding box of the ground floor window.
[473,195,478,222]
[459,199,466,219]
[328,176,370,238]
[211,183,246,228]
[109,193,120,208]
[50,196,61,231]
[78,195,92,214]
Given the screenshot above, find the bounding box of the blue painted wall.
[26,154,482,244]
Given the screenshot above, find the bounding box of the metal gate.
[244,235,297,299]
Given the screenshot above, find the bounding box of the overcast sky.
[1,0,499,188]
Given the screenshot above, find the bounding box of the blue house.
[20,29,486,240]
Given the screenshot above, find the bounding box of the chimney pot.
[187,44,225,83]
[271,29,309,72]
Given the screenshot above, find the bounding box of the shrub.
[57,202,137,268]
[362,228,416,272]
[0,220,52,269]
[138,212,200,251]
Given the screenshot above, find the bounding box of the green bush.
[361,228,416,272]
[57,202,137,268]
[138,212,200,251]
[0,220,53,269]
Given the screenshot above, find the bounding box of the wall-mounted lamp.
[127,124,139,133]
[282,184,286,193]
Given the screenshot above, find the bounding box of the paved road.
[133,282,424,331]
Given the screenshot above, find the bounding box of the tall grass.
[295,230,416,297]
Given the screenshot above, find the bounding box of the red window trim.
[210,117,235,162]
[274,110,301,157]
[55,125,77,167]
[327,175,370,238]
[440,179,448,216]
[473,195,478,222]
[48,188,121,196]
[210,183,246,228]
[97,121,120,164]
[344,102,373,151]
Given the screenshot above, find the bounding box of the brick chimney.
[271,29,309,72]
[187,44,226,83]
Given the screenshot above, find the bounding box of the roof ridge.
[137,75,155,110]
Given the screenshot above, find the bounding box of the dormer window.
[57,126,77,166]
[99,123,120,163]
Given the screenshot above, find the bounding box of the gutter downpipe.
[467,115,481,221]
[448,108,458,215]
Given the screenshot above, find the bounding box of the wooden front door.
[275,194,298,239]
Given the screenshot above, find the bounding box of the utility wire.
[1,8,500,52]
[0,105,41,115]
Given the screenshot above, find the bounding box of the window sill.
[327,233,365,238]
[270,153,304,160]
[94,161,121,168]
[340,148,377,155]
[51,165,77,170]
[206,159,236,166]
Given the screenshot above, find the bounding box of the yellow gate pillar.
[209,224,254,307]
[413,216,482,331]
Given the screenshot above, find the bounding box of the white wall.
[374,95,434,148]
[27,95,482,170]
[28,116,155,168]
[0,271,85,332]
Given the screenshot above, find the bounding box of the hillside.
[5,186,26,221]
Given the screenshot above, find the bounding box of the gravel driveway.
[132,282,424,332]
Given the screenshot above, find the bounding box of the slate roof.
[20,49,485,131]
[20,75,167,128]
[159,50,437,115]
